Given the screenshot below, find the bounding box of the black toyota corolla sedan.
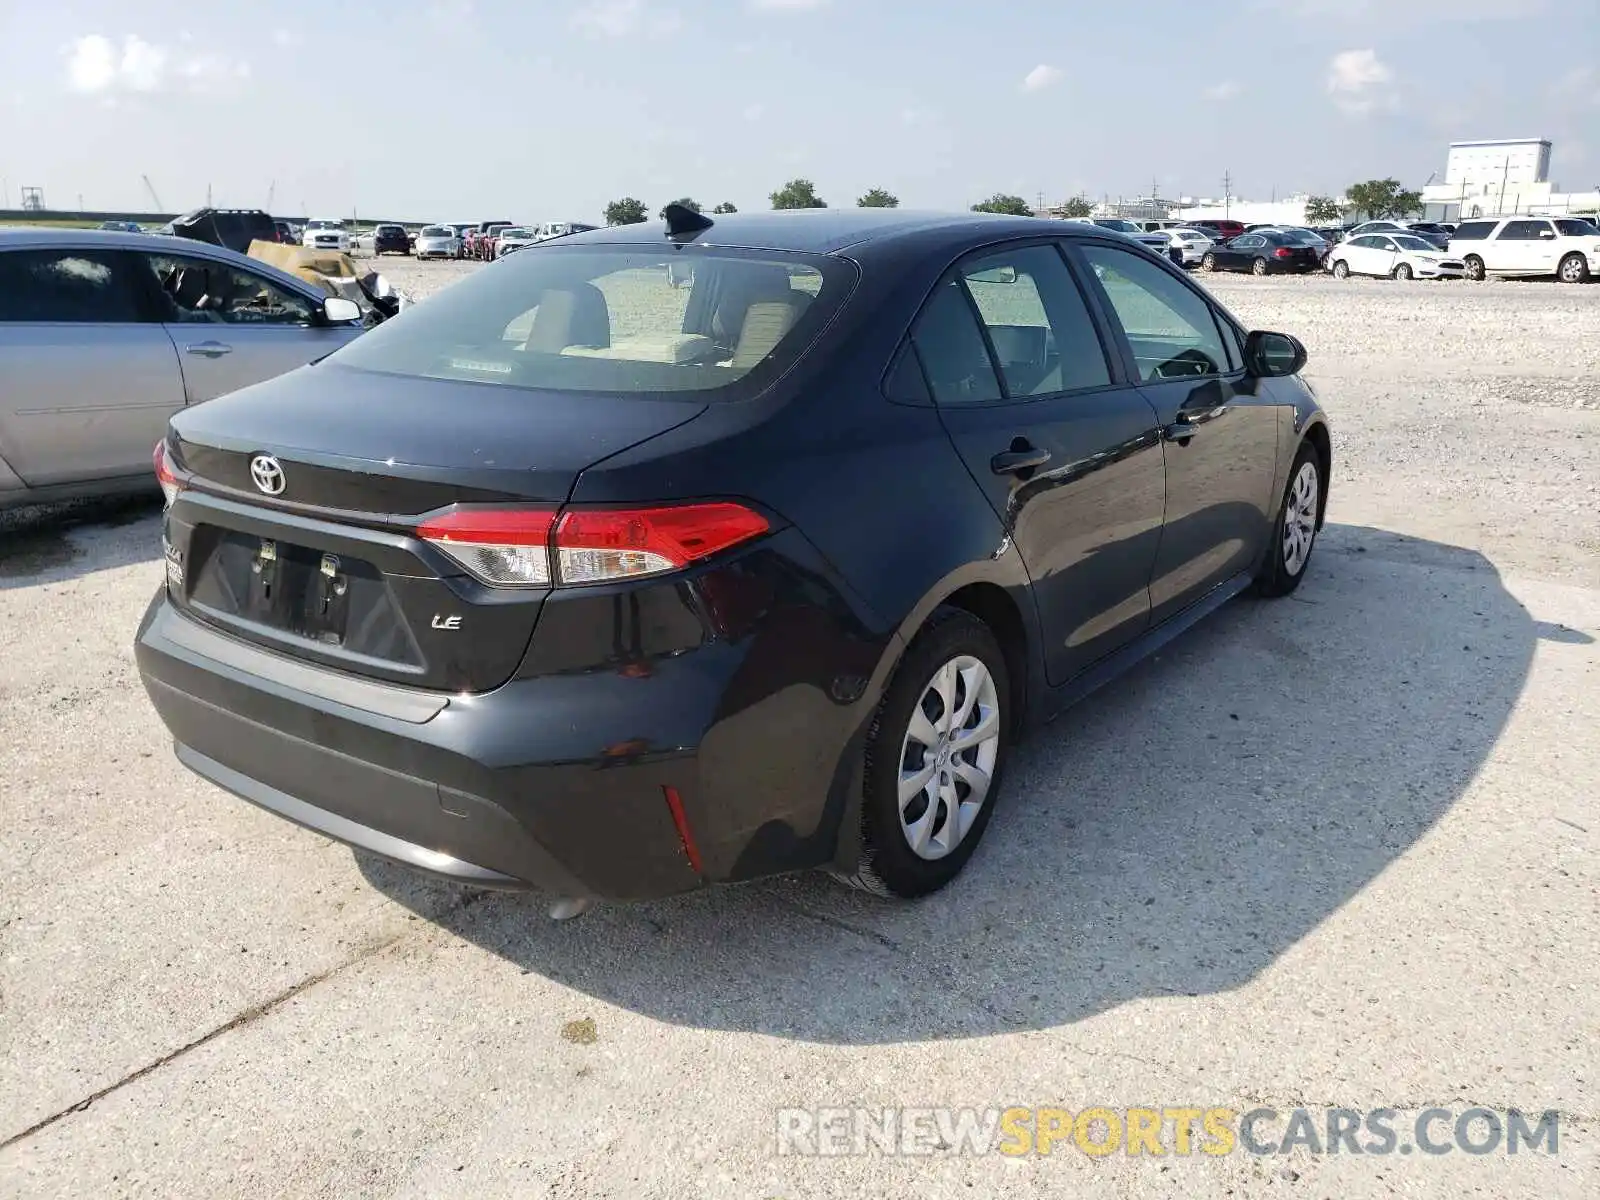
[136,207,1330,906]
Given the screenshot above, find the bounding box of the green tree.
[857,187,900,208]
[1344,179,1423,221]
[971,194,1033,216]
[770,178,827,209]
[1303,195,1347,225]
[1056,196,1093,218]
[604,197,649,226]
[658,197,701,218]
[711,201,738,214]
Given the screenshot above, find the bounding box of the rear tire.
[1256,444,1323,598]
[1393,262,1413,281]
[1465,255,1486,281]
[1251,257,1269,276]
[1558,253,1590,284]
[840,608,1010,899]
[1331,259,1350,279]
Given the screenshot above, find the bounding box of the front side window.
[1234,235,1264,249]
[1497,220,1544,240]
[0,249,146,323]
[330,246,850,397]
[1079,242,1228,382]
[143,254,318,326]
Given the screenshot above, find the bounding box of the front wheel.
[1256,445,1324,598]
[1251,257,1269,276]
[1465,255,1486,281]
[1393,262,1413,281]
[1201,252,1217,272]
[842,609,1010,899]
[1558,253,1590,284]
[1331,259,1350,279]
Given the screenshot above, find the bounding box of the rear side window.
[330,246,852,398]
[910,278,1003,404]
[1078,243,1228,382]
[0,249,147,323]
[1451,222,1495,240]
[959,245,1110,397]
[1554,219,1596,237]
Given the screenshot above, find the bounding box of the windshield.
[1094,219,1141,233]
[1177,230,1208,241]
[1392,236,1436,252]
[329,245,854,398]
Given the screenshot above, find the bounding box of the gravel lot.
[3,264,1597,1198]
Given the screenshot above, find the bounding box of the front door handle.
[991,445,1052,475]
[185,341,233,358]
[1162,419,1201,444]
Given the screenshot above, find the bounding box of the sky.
[2,0,1598,222]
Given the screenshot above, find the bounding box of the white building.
[1173,194,1318,227]
[1422,138,1599,221]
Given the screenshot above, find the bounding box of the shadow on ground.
[360,523,1540,1042]
[0,494,162,588]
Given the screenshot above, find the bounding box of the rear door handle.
[990,445,1052,475]
[185,342,233,358]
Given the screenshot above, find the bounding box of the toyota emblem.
[249,454,286,496]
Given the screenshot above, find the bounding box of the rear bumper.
[135,531,892,900]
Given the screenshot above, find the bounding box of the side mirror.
[1244,330,1307,378]
[322,296,362,324]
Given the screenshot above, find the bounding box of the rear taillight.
[417,508,557,587]
[417,502,770,588]
[153,439,184,508]
[1274,247,1293,258]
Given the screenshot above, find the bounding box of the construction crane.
[141,174,163,212]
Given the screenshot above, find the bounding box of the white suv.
[1448,216,1600,283]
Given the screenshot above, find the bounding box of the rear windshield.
[329,245,854,397]
[419,226,452,236]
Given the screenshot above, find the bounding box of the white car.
[1164,227,1214,266]
[1064,216,1181,263]
[1328,232,1465,280]
[494,226,540,257]
[532,221,599,242]
[414,224,461,260]
[1447,215,1600,283]
[302,219,351,254]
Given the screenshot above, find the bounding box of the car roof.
[0,227,327,298]
[554,208,1119,255]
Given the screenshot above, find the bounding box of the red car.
[1190,219,1246,243]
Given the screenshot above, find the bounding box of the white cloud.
[271,29,300,48]
[1326,48,1394,114]
[743,103,765,122]
[1022,64,1062,92]
[750,0,830,10]
[65,36,118,93]
[570,0,682,36]
[1203,80,1241,101]
[63,33,248,96]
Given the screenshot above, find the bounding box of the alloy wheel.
[1252,257,1268,276]
[1332,260,1349,278]
[1202,253,1216,272]
[1559,254,1589,284]
[898,656,1001,861]
[1282,460,1319,576]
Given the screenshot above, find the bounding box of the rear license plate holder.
[243,538,351,645]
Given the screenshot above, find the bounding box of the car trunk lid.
[163,363,706,693]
